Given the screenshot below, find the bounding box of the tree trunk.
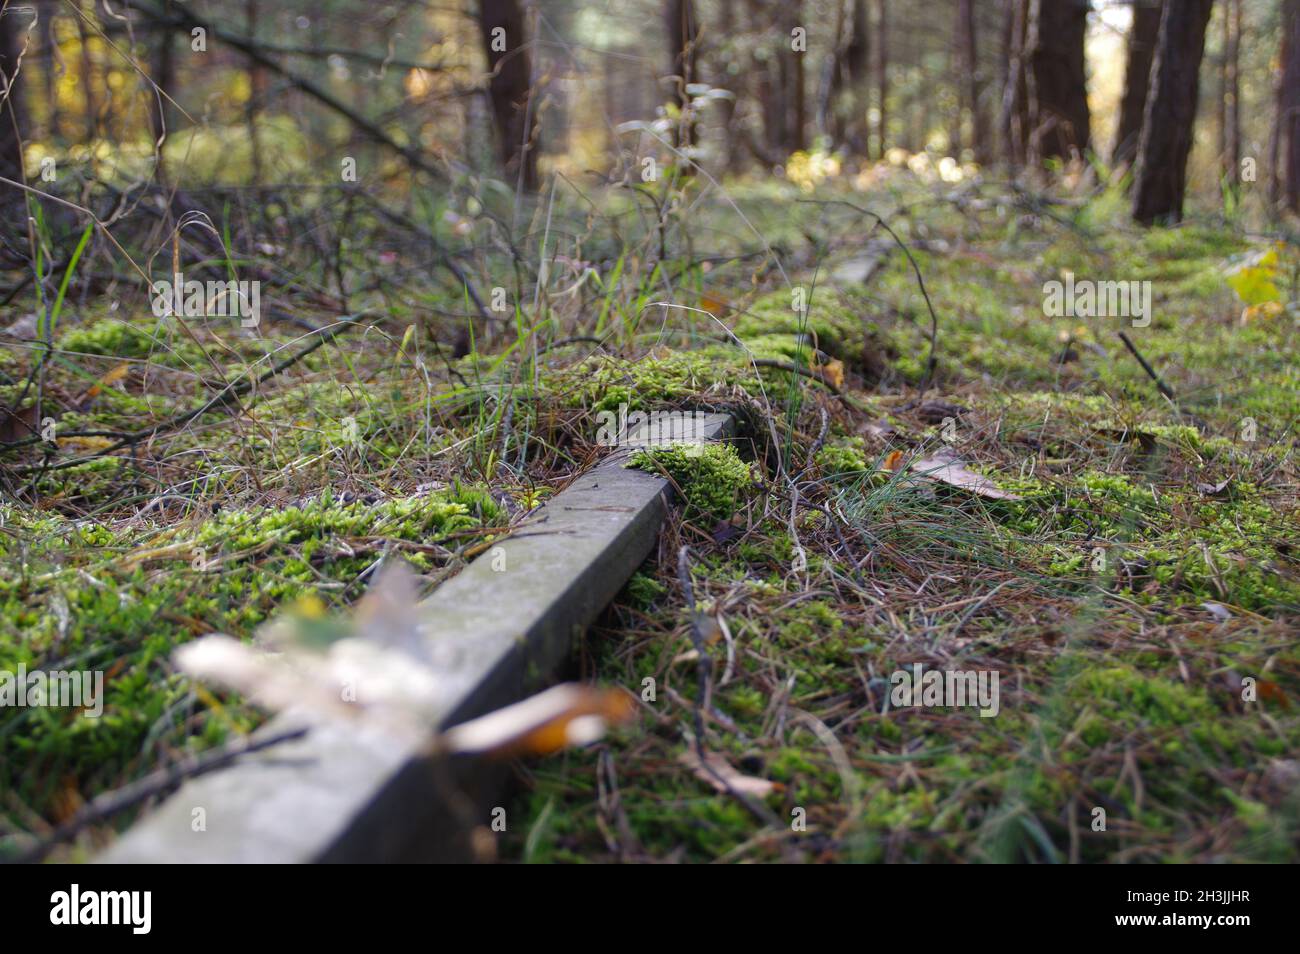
[150,0,175,174]
[40,0,59,141]
[826,0,868,152]
[1026,0,1090,163]
[1270,1,1288,207]
[1217,0,1240,189]
[245,0,265,184]
[758,45,781,157]
[1113,0,1162,169]
[780,3,806,153]
[1132,0,1215,225]
[0,3,27,182]
[665,0,700,148]
[1001,0,1030,167]
[1216,4,1226,174]
[150,27,174,143]
[744,0,783,159]
[1283,0,1300,211]
[76,2,97,145]
[959,0,988,164]
[948,14,962,155]
[874,0,887,158]
[760,63,780,155]
[915,53,930,152]
[476,0,538,192]
[1227,0,1241,189]
[716,0,741,171]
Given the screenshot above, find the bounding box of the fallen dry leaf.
[896,451,1022,500]
[178,561,442,736]
[57,435,117,452]
[1258,679,1291,709]
[1240,301,1283,324]
[1,313,39,339]
[857,419,895,441]
[77,361,130,404]
[816,357,845,390]
[698,293,732,316]
[442,683,637,757]
[711,517,743,545]
[679,747,780,797]
[1201,601,1233,622]
[175,633,363,723]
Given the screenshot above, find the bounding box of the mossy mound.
[628,443,754,523]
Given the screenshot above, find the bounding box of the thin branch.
[1117,331,1176,401]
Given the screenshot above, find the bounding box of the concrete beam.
[101,413,734,863]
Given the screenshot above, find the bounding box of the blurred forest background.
[0,0,1297,218]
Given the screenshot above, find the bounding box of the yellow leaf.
[56,435,116,451]
[292,593,327,620]
[1224,248,1282,306]
[78,361,131,402]
[698,293,731,316]
[1241,301,1284,324]
[100,362,130,386]
[817,358,845,390]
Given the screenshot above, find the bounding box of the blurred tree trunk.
[1000,0,1029,168]
[874,0,887,158]
[959,0,988,164]
[819,1,845,146]
[1215,6,1225,175]
[744,0,779,159]
[665,0,699,148]
[76,1,96,144]
[716,0,741,171]
[914,43,929,152]
[476,0,538,191]
[1132,0,1214,225]
[948,13,962,155]
[1217,0,1239,190]
[825,0,868,152]
[150,0,175,169]
[1026,0,1089,163]
[1113,0,1162,169]
[1227,0,1241,189]
[904,20,921,149]
[0,4,26,182]
[41,0,59,141]
[778,3,805,153]
[845,0,869,153]
[1282,0,1300,211]
[149,0,175,140]
[757,41,780,157]
[245,0,264,184]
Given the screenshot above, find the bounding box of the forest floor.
[2,165,1298,862]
